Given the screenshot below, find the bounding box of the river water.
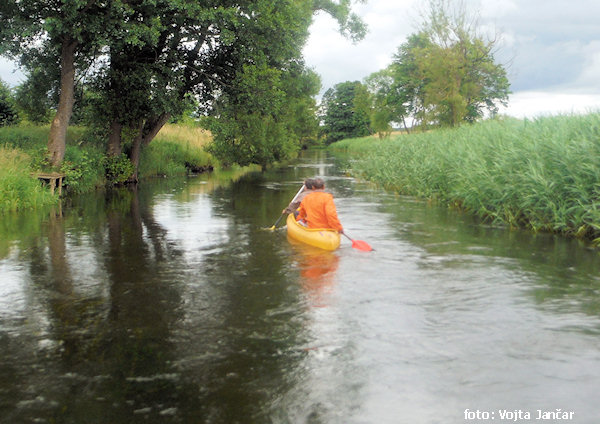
[1,150,599,424]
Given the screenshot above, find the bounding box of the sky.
[302,0,600,118]
[1,0,599,119]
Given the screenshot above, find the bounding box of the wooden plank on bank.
[31,172,67,195]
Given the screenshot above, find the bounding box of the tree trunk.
[108,120,123,156]
[402,116,410,134]
[127,121,145,184]
[47,38,78,168]
[142,113,170,145]
[124,114,171,184]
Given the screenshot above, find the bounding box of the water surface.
[1,151,599,423]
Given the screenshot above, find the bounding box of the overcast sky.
[303,0,600,118]
[1,0,599,119]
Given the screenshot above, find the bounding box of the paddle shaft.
[270,184,305,229]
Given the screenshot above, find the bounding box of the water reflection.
[375,193,600,324]
[1,151,600,423]
[288,239,340,308]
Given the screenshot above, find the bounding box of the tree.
[0,0,122,166]
[1,0,367,176]
[320,81,372,144]
[280,64,322,148]
[0,78,19,126]
[206,59,322,169]
[364,68,400,137]
[203,1,366,168]
[389,32,432,130]
[13,67,58,124]
[390,0,510,128]
[87,0,366,176]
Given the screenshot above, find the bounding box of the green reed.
[331,113,600,242]
[0,146,56,213]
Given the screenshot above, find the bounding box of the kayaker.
[296,178,344,233]
[283,178,314,217]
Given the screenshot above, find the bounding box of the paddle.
[342,232,373,251]
[268,184,305,230]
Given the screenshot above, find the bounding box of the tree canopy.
[0,0,367,175]
[389,0,510,128]
[339,0,511,137]
[320,81,372,144]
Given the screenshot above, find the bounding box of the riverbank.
[0,123,221,213]
[330,112,600,244]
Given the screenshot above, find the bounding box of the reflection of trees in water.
[161,175,311,422]
[2,186,187,423]
[1,174,321,423]
[99,187,184,420]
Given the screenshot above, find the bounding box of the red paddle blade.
[351,239,373,251]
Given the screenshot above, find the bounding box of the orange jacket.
[296,190,343,232]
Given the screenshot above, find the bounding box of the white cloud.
[303,0,418,94]
[480,0,518,18]
[500,91,600,118]
[574,41,600,93]
[304,0,600,118]
[0,58,24,86]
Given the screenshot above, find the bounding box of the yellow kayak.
[286,214,341,251]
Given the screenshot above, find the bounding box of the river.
[1,150,599,423]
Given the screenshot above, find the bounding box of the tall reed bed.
[332,113,600,241]
[0,146,56,212]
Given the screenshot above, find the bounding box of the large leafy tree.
[13,67,58,124]
[0,0,122,166]
[390,0,510,128]
[203,0,366,168]
[206,60,322,169]
[388,32,432,130]
[320,81,372,144]
[1,0,366,174]
[364,67,414,137]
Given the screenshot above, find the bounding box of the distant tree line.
[320,0,510,144]
[0,0,366,178]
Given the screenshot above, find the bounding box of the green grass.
[0,122,219,213]
[140,123,216,178]
[0,146,56,213]
[331,112,600,242]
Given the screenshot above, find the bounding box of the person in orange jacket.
[296,178,344,233]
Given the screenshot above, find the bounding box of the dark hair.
[303,178,315,189]
[312,178,325,189]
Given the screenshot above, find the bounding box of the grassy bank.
[140,124,215,177]
[0,146,56,213]
[331,112,600,242]
[0,122,217,212]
